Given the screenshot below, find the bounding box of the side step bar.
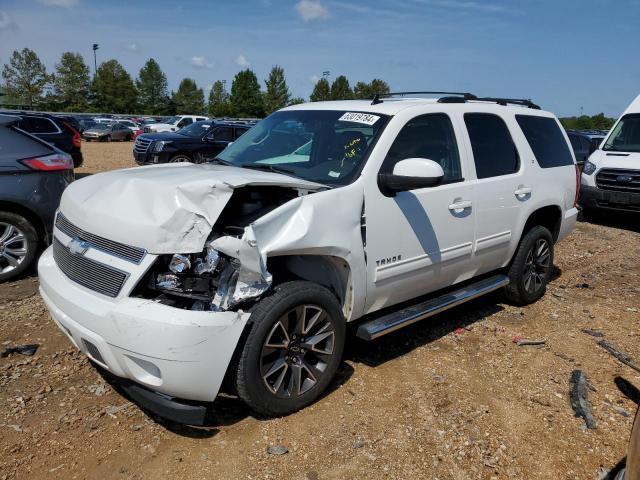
[356,274,510,341]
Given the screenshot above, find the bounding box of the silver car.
[82,123,133,142]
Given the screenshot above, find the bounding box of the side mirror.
[378,158,445,196]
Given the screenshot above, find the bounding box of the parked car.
[143,115,208,133]
[2,111,84,168]
[115,119,140,133]
[82,123,134,142]
[581,94,640,214]
[77,119,97,133]
[0,114,74,282]
[38,93,578,424]
[567,130,595,166]
[133,120,252,165]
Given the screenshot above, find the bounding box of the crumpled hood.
[59,163,323,254]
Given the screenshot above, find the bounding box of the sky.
[0,0,639,117]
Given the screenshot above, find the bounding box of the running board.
[356,274,510,341]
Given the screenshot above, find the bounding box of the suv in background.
[567,130,595,166]
[143,115,208,133]
[0,114,74,282]
[2,111,84,168]
[581,94,640,214]
[39,93,578,423]
[133,120,253,165]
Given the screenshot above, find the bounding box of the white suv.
[144,115,208,133]
[38,93,578,424]
[580,94,640,214]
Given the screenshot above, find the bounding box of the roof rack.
[371,91,540,109]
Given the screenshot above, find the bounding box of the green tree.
[51,52,91,111]
[230,69,264,117]
[263,65,291,115]
[136,58,169,115]
[207,80,232,117]
[172,78,205,114]
[1,48,51,108]
[354,78,390,99]
[330,75,353,100]
[288,97,306,106]
[92,59,137,113]
[310,77,330,102]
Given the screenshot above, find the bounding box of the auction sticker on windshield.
[338,112,380,125]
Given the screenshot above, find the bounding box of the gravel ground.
[1,142,639,479]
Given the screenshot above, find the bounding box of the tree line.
[1,48,390,117]
[559,113,615,131]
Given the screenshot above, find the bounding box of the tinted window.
[234,127,249,140]
[0,126,54,163]
[516,115,574,168]
[382,113,462,183]
[213,127,233,142]
[27,116,59,134]
[464,113,519,179]
[568,133,581,150]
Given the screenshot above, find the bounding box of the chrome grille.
[53,238,128,298]
[596,168,640,193]
[55,213,146,264]
[134,136,152,154]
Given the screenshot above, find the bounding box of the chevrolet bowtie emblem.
[68,237,90,256]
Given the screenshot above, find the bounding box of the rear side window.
[234,127,248,140]
[464,113,519,179]
[516,115,574,168]
[213,127,233,142]
[27,116,59,134]
[0,127,54,162]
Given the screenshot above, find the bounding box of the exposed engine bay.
[133,186,300,311]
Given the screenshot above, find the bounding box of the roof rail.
[370,91,540,109]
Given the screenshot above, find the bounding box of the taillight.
[574,164,581,206]
[63,121,82,148]
[21,153,74,171]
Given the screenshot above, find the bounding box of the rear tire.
[233,281,346,417]
[0,212,38,283]
[503,225,554,305]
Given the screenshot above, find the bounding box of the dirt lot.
[1,141,639,479]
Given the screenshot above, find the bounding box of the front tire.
[0,212,38,283]
[234,281,346,417]
[503,225,554,305]
[168,154,191,163]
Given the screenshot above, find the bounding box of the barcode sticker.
[338,112,380,125]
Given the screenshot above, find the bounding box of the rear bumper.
[38,246,251,402]
[580,185,640,213]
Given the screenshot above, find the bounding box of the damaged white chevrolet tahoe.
[38,93,579,424]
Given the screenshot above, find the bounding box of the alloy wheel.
[523,238,551,294]
[260,305,335,398]
[0,222,28,275]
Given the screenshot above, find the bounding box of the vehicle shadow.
[345,293,505,368]
[74,172,93,180]
[578,210,640,234]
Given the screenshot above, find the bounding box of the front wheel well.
[521,205,562,243]
[0,201,47,247]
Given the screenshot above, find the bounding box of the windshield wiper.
[210,157,234,166]
[240,163,298,176]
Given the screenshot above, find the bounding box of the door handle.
[514,186,532,197]
[448,199,472,211]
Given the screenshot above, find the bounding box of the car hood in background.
[137,132,192,142]
[58,163,324,254]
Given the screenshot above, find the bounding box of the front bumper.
[38,246,251,402]
[580,185,640,213]
[134,150,171,165]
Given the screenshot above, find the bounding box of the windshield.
[603,113,640,152]
[178,121,212,138]
[163,116,179,125]
[216,110,389,185]
[93,124,110,130]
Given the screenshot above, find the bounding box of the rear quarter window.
[516,115,574,168]
[0,127,54,162]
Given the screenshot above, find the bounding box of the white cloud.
[0,10,18,31]
[37,0,80,6]
[309,75,320,84]
[190,56,213,68]
[295,0,329,22]
[235,55,249,67]
[125,43,139,52]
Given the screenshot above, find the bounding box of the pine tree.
[2,48,51,108]
[136,58,169,115]
[51,52,90,111]
[354,78,390,99]
[172,78,205,114]
[310,78,330,102]
[330,75,353,100]
[263,65,291,115]
[230,69,264,117]
[207,80,231,117]
[92,59,138,113]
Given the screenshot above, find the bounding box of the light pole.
[322,70,330,81]
[92,44,99,75]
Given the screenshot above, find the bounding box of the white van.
[580,94,640,214]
